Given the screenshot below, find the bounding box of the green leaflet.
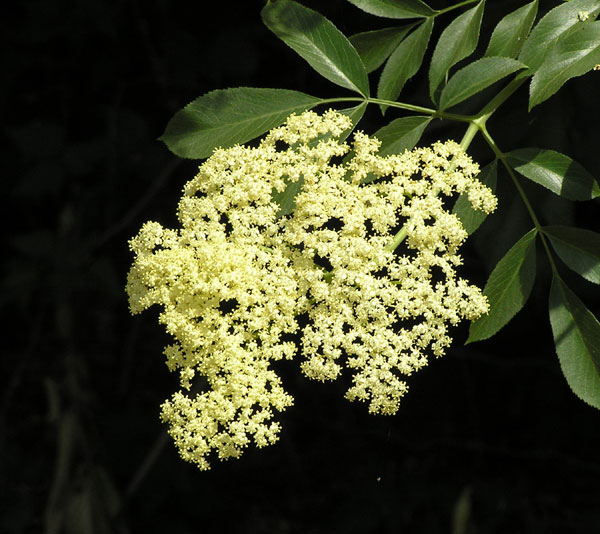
[453,159,497,235]
[339,101,369,138]
[518,0,600,73]
[506,148,600,201]
[377,18,434,112]
[543,225,600,285]
[467,228,537,343]
[261,0,369,97]
[159,88,323,159]
[439,57,526,111]
[529,21,600,109]
[428,0,485,104]
[549,273,600,410]
[350,24,417,73]
[484,0,538,59]
[346,0,435,19]
[374,115,431,156]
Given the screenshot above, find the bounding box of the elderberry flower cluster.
[126,109,496,469]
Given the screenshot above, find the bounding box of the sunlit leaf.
[346,0,435,19]
[262,0,369,96]
[160,88,323,159]
[543,225,600,285]
[428,0,485,104]
[439,57,526,110]
[518,0,600,73]
[549,273,600,410]
[485,0,538,59]
[467,228,537,343]
[529,21,600,109]
[506,148,600,200]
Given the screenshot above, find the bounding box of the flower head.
[126,109,496,468]
[127,139,301,469]
[284,127,496,415]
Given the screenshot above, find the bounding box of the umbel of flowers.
[126,110,496,470]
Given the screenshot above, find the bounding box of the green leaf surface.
[485,0,538,59]
[549,274,600,410]
[529,21,600,109]
[467,228,537,343]
[346,0,435,19]
[374,115,431,155]
[262,0,369,96]
[439,57,526,110]
[339,101,368,133]
[378,18,434,111]
[453,159,497,235]
[350,24,417,73]
[506,148,600,201]
[518,0,600,73]
[160,88,323,159]
[428,0,485,104]
[543,225,600,285]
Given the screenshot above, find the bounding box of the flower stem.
[473,74,528,126]
[367,97,472,122]
[460,122,479,152]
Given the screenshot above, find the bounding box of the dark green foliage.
[467,228,538,343]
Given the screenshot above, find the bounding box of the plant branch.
[367,97,472,122]
[474,74,529,126]
[478,124,558,272]
[434,0,479,17]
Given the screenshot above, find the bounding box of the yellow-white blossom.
[127,144,300,469]
[126,109,497,469]
[283,125,496,416]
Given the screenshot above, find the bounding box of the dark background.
[2,1,599,533]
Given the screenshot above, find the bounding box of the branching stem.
[478,124,558,273]
[434,0,479,17]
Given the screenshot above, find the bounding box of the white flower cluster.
[126,110,496,469]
